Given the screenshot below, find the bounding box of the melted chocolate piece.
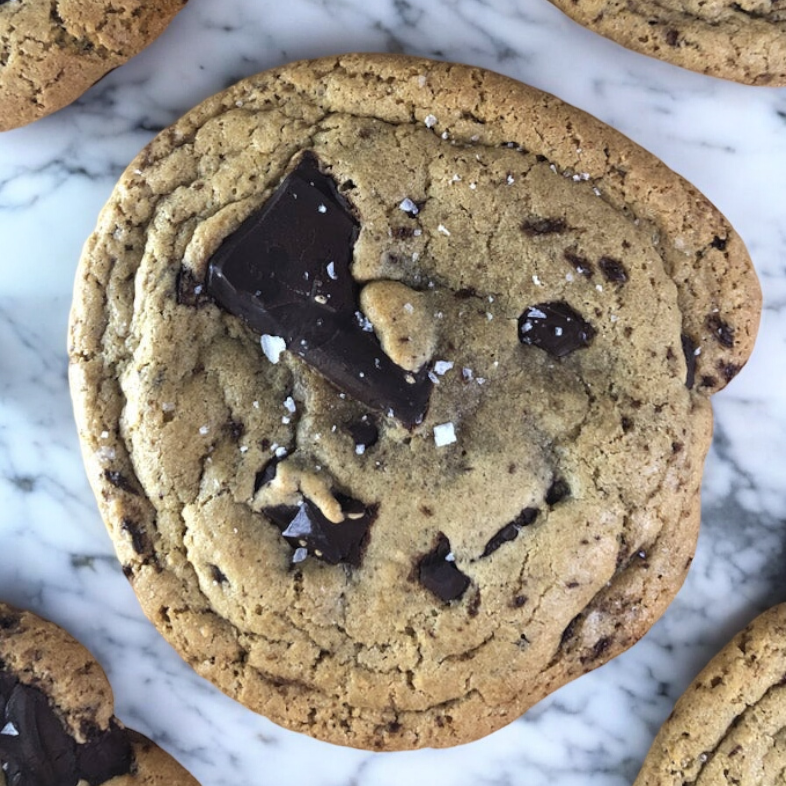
[681,333,697,389]
[264,496,377,566]
[518,302,596,358]
[0,670,132,786]
[481,507,539,557]
[418,534,470,602]
[346,415,379,452]
[206,153,432,428]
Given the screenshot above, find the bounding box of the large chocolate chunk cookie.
[0,602,200,785]
[547,0,786,85]
[0,0,188,131]
[68,54,761,750]
[634,604,786,785]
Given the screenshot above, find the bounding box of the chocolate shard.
[481,507,539,557]
[418,534,470,602]
[518,302,596,358]
[206,153,432,428]
[681,333,697,389]
[264,496,377,567]
[0,671,133,786]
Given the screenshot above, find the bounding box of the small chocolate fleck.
[559,614,581,648]
[418,533,470,602]
[512,595,528,608]
[103,470,139,496]
[681,333,697,389]
[665,28,679,46]
[176,266,211,308]
[454,287,478,300]
[206,153,432,428]
[521,217,568,236]
[209,564,229,584]
[518,302,596,358]
[120,518,150,557]
[711,235,728,251]
[545,478,571,506]
[564,250,594,278]
[481,507,538,557]
[706,314,734,348]
[598,256,628,284]
[580,636,613,664]
[264,496,377,567]
[719,361,741,383]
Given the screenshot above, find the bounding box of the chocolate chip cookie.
[0,0,188,132]
[634,604,786,785]
[547,0,786,85]
[0,602,200,785]
[68,54,761,750]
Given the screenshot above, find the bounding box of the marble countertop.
[1,1,785,784]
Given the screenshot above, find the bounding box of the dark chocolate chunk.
[665,28,680,46]
[711,235,728,251]
[345,415,379,453]
[546,478,571,506]
[481,507,538,557]
[264,496,377,566]
[681,333,697,389]
[521,217,568,236]
[598,256,628,284]
[206,153,432,428]
[418,534,470,602]
[518,302,596,358]
[706,313,735,348]
[0,670,133,786]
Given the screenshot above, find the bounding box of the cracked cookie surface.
[68,54,761,750]
[547,0,786,85]
[0,0,187,131]
[634,604,786,785]
[0,602,200,785]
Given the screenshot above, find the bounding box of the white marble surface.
[1,0,785,783]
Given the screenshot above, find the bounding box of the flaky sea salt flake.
[433,422,457,447]
[261,334,287,364]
